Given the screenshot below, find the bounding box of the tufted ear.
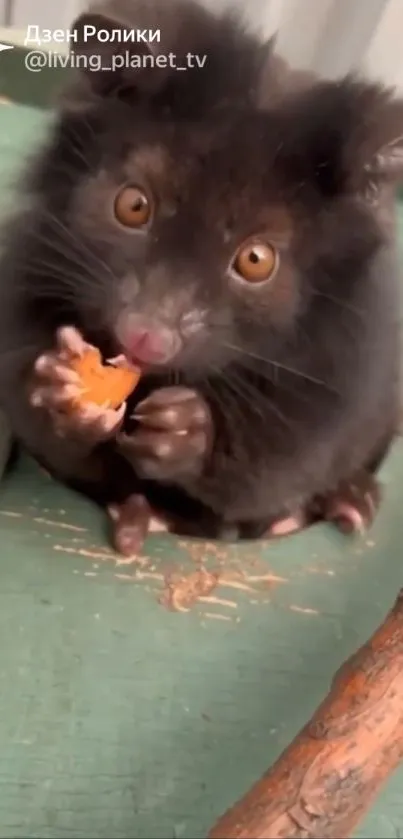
[69,8,163,99]
[63,0,277,116]
[359,96,403,191]
[67,0,232,104]
[276,76,403,201]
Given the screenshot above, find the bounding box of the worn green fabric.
[0,102,403,839]
[0,44,67,109]
[0,103,47,476]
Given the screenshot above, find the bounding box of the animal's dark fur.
[0,0,402,537]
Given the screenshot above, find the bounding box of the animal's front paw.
[30,326,125,443]
[118,386,212,482]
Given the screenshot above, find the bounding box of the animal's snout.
[118,315,182,366]
[127,327,172,363]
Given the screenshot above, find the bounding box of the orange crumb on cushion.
[69,347,140,410]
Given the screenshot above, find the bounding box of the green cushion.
[0,103,53,479]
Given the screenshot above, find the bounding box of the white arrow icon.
[0,43,14,53]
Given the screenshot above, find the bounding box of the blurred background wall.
[1,0,403,92]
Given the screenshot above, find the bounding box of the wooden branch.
[209,589,403,839]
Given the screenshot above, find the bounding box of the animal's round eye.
[232,241,278,284]
[114,185,151,228]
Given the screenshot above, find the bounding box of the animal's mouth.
[115,316,183,370]
[105,352,141,371]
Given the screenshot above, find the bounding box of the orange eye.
[114,185,151,228]
[232,241,278,284]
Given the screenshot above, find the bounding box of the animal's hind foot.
[318,470,381,535]
[242,469,381,542]
[108,494,152,559]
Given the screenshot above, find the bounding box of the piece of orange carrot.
[69,347,140,410]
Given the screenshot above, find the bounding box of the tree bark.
[208,588,403,839]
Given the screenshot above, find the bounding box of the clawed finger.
[30,382,81,409]
[135,403,208,432]
[134,386,198,413]
[34,354,81,384]
[71,401,126,433]
[106,353,135,370]
[47,398,125,441]
[120,428,207,462]
[133,390,210,434]
[56,325,88,359]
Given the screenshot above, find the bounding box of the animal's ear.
[277,77,403,201]
[358,91,403,190]
[63,0,276,114]
[66,0,213,103]
[68,8,163,100]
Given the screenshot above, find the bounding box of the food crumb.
[161,567,220,612]
[203,612,232,622]
[289,605,319,615]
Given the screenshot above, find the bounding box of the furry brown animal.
[0,0,402,553]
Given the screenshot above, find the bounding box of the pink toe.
[53,384,81,403]
[57,326,86,357]
[270,514,304,537]
[34,355,49,373]
[115,528,142,557]
[108,505,120,523]
[79,403,102,422]
[329,502,365,534]
[30,391,43,407]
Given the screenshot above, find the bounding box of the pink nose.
[125,326,178,364]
